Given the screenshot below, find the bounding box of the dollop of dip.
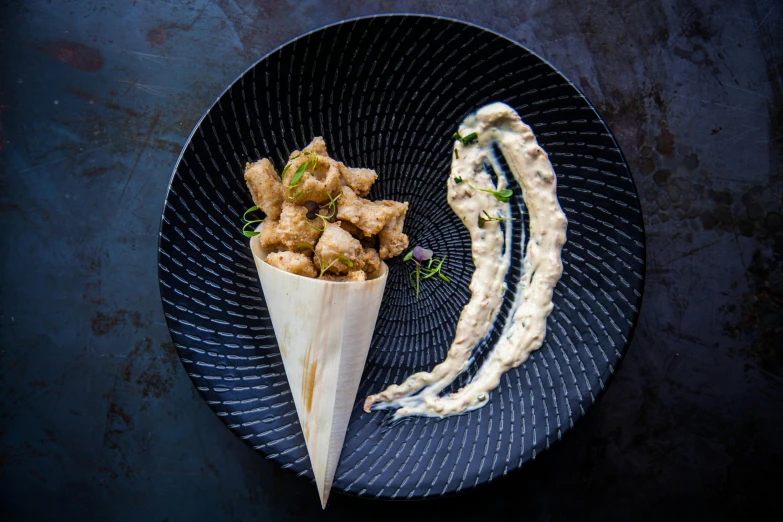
[364,102,568,419]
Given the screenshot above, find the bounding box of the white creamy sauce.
[364,102,568,419]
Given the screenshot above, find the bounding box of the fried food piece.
[321,270,367,282]
[361,247,381,278]
[262,202,322,251]
[282,153,341,205]
[301,136,328,157]
[336,187,409,236]
[264,251,317,278]
[378,214,409,259]
[338,164,377,197]
[258,219,280,249]
[244,159,285,220]
[340,220,369,239]
[315,222,363,274]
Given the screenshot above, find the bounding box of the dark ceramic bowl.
[158,14,645,500]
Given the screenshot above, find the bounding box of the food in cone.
[242,138,409,507]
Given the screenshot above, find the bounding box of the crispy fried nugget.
[262,202,322,251]
[378,214,409,259]
[264,251,317,278]
[282,153,341,205]
[361,247,381,278]
[321,270,367,282]
[258,219,281,249]
[336,187,409,236]
[340,220,369,239]
[301,136,328,156]
[315,222,363,274]
[244,159,285,220]
[338,164,378,197]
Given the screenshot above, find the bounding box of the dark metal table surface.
[1,1,781,520]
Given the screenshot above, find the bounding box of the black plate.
[158,14,645,500]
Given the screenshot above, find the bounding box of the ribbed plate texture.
[158,15,645,499]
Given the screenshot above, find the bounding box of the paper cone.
[250,231,388,508]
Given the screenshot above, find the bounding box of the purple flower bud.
[304,200,319,220]
[412,245,433,263]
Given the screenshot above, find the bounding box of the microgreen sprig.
[296,242,353,278]
[403,245,450,298]
[303,191,342,232]
[242,205,265,237]
[477,210,515,229]
[464,180,513,202]
[284,153,319,200]
[453,131,479,146]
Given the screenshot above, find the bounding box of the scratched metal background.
[0,0,781,520]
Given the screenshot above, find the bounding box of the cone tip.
[316,478,331,509]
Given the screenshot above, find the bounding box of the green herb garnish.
[241,205,265,237]
[454,176,463,184]
[297,242,352,279]
[303,191,342,229]
[454,148,459,159]
[403,246,450,298]
[317,253,353,278]
[283,154,321,200]
[290,162,308,186]
[461,132,478,145]
[464,180,513,202]
[477,210,514,228]
[453,131,479,146]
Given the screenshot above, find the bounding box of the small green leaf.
[403,250,414,262]
[454,176,463,184]
[290,162,308,186]
[305,221,325,232]
[454,148,459,159]
[292,190,303,199]
[296,242,314,252]
[452,131,462,140]
[242,220,263,236]
[281,164,291,178]
[461,132,478,145]
[243,205,260,221]
[495,188,513,202]
[337,254,354,267]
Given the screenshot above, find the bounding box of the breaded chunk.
[336,187,409,236]
[340,220,369,239]
[338,164,378,197]
[315,222,363,274]
[361,247,381,278]
[321,270,367,282]
[301,136,328,157]
[378,214,409,259]
[258,219,282,249]
[271,202,322,250]
[244,159,285,220]
[264,251,317,278]
[282,154,341,205]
